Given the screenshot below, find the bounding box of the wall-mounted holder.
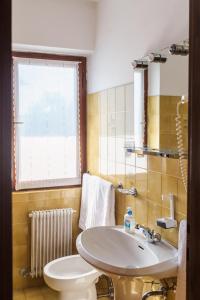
[117,183,137,197]
[132,60,148,70]
[157,193,177,229]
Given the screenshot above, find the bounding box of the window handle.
[13,121,24,125]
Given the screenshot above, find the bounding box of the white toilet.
[43,254,101,300]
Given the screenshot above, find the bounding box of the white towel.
[79,173,91,230]
[176,219,187,300]
[79,173,115,230]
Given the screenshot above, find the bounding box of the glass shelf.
[125,146,188,159]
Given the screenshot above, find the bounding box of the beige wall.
[12,0,97,55]
[12,188,81,289]
[88,0,189,93]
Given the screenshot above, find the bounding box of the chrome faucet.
[135,224,161,243]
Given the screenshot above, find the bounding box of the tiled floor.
[13,286,110,300]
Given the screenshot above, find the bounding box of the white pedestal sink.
[76,226,178,300]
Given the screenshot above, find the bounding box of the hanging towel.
[176,219,187,300]
[79,173,115,230]
[79,173,91,230]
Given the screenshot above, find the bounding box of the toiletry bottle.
[124,207,135,233]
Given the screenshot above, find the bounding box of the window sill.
[12,184,82,193]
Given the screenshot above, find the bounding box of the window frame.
[12,52,87,191]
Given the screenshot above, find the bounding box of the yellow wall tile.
[13,289,26,300]
[116,213,124,226]
[135,168,147,199]
[13,201,28,225]
[13,224,28,246]
[13,269,44,290]
[124,195,136,213]
[135,198,148,226]
[167,290,176,300]
[147,201,162,233]
[147,171,162,203]
[13,268,30,290]
[24,287,45,299]
[13,245,28,268]
[115,192,126,217]
[147,96,160,149]
[27,199,47,212]
[160,133,177,150]
[28,190,48,201]
[13,192,30,202]
[147,156,162,172]
[162,157,180,177]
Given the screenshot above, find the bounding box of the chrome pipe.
[142,289,167,300]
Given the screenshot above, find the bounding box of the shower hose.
[175,100,188,193]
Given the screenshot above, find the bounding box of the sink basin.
[76,226,178,279]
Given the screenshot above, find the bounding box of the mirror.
[132,41,189,159]
[147,43,189,156]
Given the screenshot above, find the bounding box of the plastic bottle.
[124,207,135,233]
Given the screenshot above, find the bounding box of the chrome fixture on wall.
[157,194,177,229]
[142,289,167,300]
[135,224,161,243]
[142,279,176,300]
[147,53,167,63]
[132,60,148,70]
[117,184,138,197]
[132,39,189,71]
[86,172,137,197]
[169,43,189,56]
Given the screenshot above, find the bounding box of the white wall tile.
[116,163,126,176]
[116,137,125,164]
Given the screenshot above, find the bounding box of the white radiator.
[29,208,74,278]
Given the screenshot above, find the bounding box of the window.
[13,54,86,190]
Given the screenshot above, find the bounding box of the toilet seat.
[44,254,101,300]
[44,254,97,280]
